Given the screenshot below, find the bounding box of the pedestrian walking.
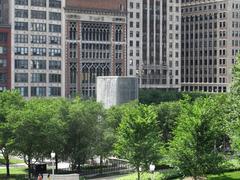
[37,174,43,180]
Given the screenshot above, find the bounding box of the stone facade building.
[127,0,181,91]
[181,0,240,92]
[65,0,127,97]
[3,0,66,97]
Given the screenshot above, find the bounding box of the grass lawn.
[118,171,240,180]
[0,167,27,175]
[0,155,24,165]
[208,171,240,180]
[0,167,27,180]
[118,172,164,180]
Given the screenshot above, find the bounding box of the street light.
[149,163,155,180]
[51,151,56,180]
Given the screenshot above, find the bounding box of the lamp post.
[149,163,155,180]
[51,151,56,180]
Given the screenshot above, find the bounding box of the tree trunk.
[28,157,31,179]
[137,167,140,180]
[55,154,58,173]
[5,154,10,177]
[100,156,103,174]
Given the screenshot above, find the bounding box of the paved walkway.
[89,174,125,180]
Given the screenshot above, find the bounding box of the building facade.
[6,0,66,97]
[181,0,240,92]
[0,25,11,91]
[127,0,181,91]
[65,0,127,97]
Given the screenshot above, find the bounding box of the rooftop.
[66,0,127,12]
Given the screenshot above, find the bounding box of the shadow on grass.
[0,174,26,180]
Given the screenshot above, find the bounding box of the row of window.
[15,0,61,8]
[15,59,61,70]
[16,86,61,97]
[15,47,61,57]
[15,34,61,45]
[15,22,61,33]
[15,9,61,21]
[181,86,227,93]
[182,2,226,12]
[15,73,61,83]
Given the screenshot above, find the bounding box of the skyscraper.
[6,0,66,97]
[127,0,181,91]
[181,0,240,92]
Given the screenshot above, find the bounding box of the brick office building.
[0,25,11,91]
[65,0,127,97]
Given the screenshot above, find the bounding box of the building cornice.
[65,7,127,17]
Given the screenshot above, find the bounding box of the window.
[15,0,28,5]
[49,87,61,96]
[0,33,7,42]
[31,73,46,83]
[15,73,28,83]
[0,73,6,83]
[31,23,46,32]
[49,12,61,21]
[31,0,46,7]
[15,9,28,18]
[49,74,61,83]
[31,87,46,96]
[31,60,46,69]
[69,22,77,40]
[31,48,46,56]
[49,48,61,57]
[0,46,7,54]
[49,24,61,33]
[70,43,77,58]
[0,59,6,67]
[15,59,28,69]
[49,36,61,45]
[15,34,28,43]
[31,35,46,44]
[15,22,28,30]
[15,87,28,97]
[49,61,61,70]
[15,47,28,55]
[31,10,46,19]
[49,0,61,8]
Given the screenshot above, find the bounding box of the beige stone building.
[181,0,240,92]
[4,0,66,97]
[127,0,181,91]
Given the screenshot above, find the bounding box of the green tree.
[169,96,227,180]
[228,55,240,155]
[8,98,67,178]
[65,98,104,170]
[114,103,162,180]
[231,55,240,95]
[155,102,181,143]
[40,98,68,172]
[0,90,24,177]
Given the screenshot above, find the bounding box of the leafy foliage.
[169,96,227,178]
[65,98,104,169]
[139,89,213,104]
[114,103,162,179]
